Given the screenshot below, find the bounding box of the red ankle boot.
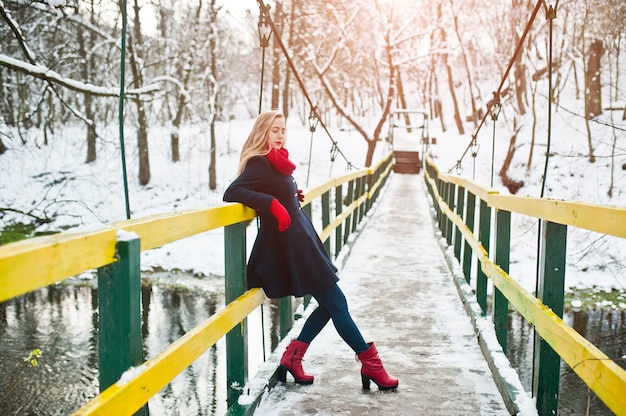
[278,340,314,385]
[357,342,399,390]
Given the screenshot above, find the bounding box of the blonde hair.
[237,110,286,174]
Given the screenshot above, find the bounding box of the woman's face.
[266,117,286,151]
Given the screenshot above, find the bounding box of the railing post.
[352,178,360,232]
[494,209,511,350]
[533,220,566,415]
[463,192,476,284]
[302,201,312,220]
[224,223,248,408]
[437,179,445,233]
[335,184,343,258]
[454,186,465,262]
[344,181,354,246]
[302,204,313,309]
[476,199,491,314]
[97,236,147,415]
[279,297,293,339]
[445,182,455,245]
[357,176,366,222]
[365,172,373,213]
[321,190,331,255]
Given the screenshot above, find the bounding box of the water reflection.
[3,281,623,416]
[507,307,625,415]
[0,278,277,416]
[0,286,99,415]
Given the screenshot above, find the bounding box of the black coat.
[223,156,338,298]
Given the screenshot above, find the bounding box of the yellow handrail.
[73,289,265,416]
[0,151,394,415]
[424,155,626,415]
[0,204,256,303]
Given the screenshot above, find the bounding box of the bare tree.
[585,39,604,119]
[126,0,151,185]
[432,2,464,135]
[76,0,98,163]
[207,0,219,190]
[449,0,480,126]
[511,0,530,116]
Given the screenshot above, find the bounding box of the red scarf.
[265,147,296,176]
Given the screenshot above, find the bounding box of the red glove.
[297,189,305,202]
[270,199,291,232]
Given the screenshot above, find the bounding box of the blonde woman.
[223,110,398,390]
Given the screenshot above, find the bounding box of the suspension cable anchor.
[308,106,319,132]
[543,0,558,20]
[330,143,339,162]
[487,91,502,121]
[470,136,479,157]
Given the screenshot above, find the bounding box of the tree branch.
[0,54,158,98]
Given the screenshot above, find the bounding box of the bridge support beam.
[462,192,476,285]
[533,220,566,415]
[225,223,249,408]
[477,199,492,314]
[453,186,465,262]
[97,235,147,415]
[494,209,511,350]
[335,185,343,258]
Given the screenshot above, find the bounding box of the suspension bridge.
[1,152,625,415]
[2,0,626,414]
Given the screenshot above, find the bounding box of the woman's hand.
[297,189,305,202]
[270,199,291,232]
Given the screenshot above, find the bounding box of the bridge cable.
[118,0,131,219]
[540,0,558,198]
[447,0,544,174]
[306,107,319,187]
[256,0,358,172]
[532,0,558,396]
[488,95,502,187]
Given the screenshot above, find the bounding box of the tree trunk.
[282,0,294,120]
[77,0,97,163]
[584,116,596,163]
[271,2,283,111]
[512,0,527,115]
[208,0,218,190]
[527,82,538,170]
[429,64,445,133]
[395,68,411,133]
[451,3,479,126]
[1,69,16,127]
[167,0,202,163]
[365,139,376,168]
[128,0,150,185]
[209,118,217,189]
[171,131,180,162]
[585,39,605,118]
[499,120,524,194]
[438,3,463,135]
[445,58,464,135]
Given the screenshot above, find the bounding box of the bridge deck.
[252,173,510,415]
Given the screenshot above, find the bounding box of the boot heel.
[361,374,371,390]
[279,340,315,385]
[278,365,287,382]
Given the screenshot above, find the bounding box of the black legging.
[296,283,369,354]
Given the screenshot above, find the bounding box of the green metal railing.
[423,156,626,416]
[0,152,393,416]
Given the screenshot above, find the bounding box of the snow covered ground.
[0,99,625,298]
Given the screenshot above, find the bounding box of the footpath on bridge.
[251,173,511,415]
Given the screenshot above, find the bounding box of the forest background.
[1,0,625,295]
